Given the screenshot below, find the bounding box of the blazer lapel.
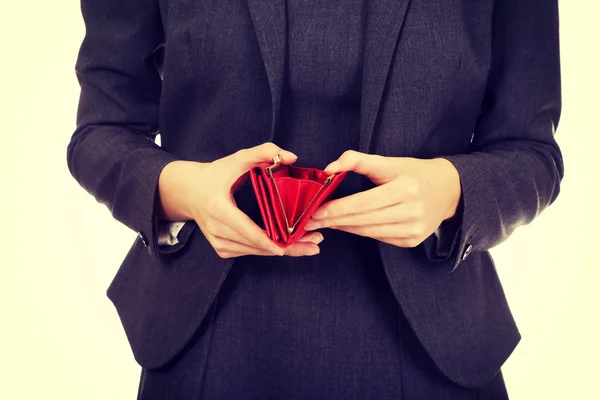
[246,0,287,139]
[359,0,412,154]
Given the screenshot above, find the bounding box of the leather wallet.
[249,158,347,247]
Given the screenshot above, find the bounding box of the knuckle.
[412,202,425,219]
[412,222,427,238]
[262,142,280,154]
[398,176,419,196]
[342,149,357,158]
[406,179,420,196]
[232,148,246,161]
[341,150,357,164]
[405,238,421,248]
[417,227,428,239]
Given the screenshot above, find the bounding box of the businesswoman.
[67,0,563,398]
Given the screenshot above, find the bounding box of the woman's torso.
[199,1,404,398]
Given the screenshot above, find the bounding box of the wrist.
[434,158,462,221]
[155,160,208,221]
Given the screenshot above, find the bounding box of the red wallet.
[249,159,347,247]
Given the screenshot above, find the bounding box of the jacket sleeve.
[425,0,564,272]
[67,0,185,258]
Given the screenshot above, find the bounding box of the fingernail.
[324,161,340,173]
[312,209,327,219]
[304,220,320,230]
[307,246,320,256]
[283,150,298,159]
[312,235,324,244]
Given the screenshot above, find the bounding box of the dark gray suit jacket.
[67,0,563,388]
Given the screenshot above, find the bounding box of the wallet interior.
[250,163,344,246]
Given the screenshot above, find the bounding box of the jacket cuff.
[155,220,198,255]
[125,154,180,258]
[435,154,494,272]
[423,193,463,266]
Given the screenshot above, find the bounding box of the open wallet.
[249,155,348,247]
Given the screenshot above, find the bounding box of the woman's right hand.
[155,142,323,258]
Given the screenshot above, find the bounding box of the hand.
[304,150,461,248]
[155,143,323,258]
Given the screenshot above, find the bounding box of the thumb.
[324,150,397,184]
[236,142,298,171]
[324,150,384,175]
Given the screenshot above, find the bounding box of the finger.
[207,233,280,258]
[373,236,424,248]
[282,241,321,257]
[237,142,298,170]
[324,150,395,182]
[332,223,426,239]
[209,212,322,257]
[207,218,266,250]
[212,220,324,250]
[307,203,420,230]
[200,224,266,257]
[312,185,401,220]
[296,231,324,244]
[215,203,286,255]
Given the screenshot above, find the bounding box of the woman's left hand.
[304,151,462,248]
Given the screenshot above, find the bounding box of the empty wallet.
[249,159,347,247]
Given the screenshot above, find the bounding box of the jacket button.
[461,244,473,261]
[138,231,149,247]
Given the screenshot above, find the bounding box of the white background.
[1,1,598,399]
